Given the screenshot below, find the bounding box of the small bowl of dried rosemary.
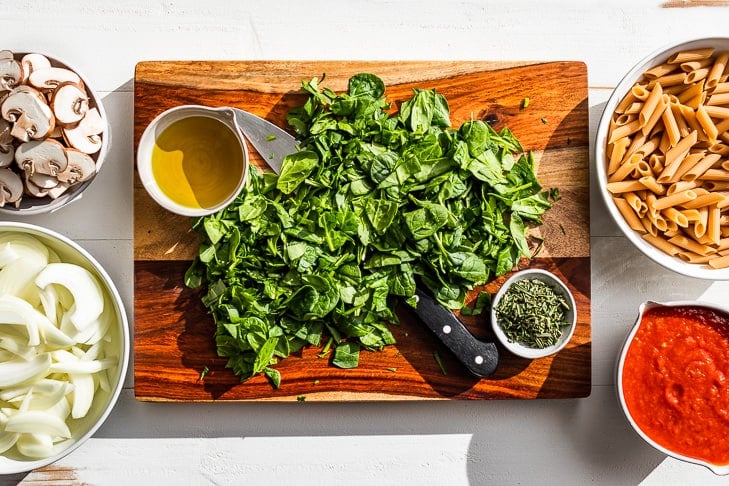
[490,268,576,359]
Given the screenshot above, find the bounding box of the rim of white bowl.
[0,222,129,474]
[616,300,729,476]
[595,37,729,280]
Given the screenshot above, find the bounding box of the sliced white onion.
[35,315,75,349]
[0,294,43,346]
[0,430,19,454]
[37,285,60,326]
[0,336,36,361]
[0,243,19,268]
[0,259,46,307]
[0,234,49,268]
[34,263,104,331]
[14,433,59,459]
[5,410,72,438]
[0,353,51,388]
[49,357,114,375]
[68,372,95,419]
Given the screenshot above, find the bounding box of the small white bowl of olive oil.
[137,105,250,217]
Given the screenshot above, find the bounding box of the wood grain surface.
[133,60,591,401]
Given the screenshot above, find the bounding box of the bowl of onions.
[0,222,128,474]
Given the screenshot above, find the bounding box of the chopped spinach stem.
[185,73,557,386]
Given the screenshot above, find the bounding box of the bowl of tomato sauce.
[617,301,729,475]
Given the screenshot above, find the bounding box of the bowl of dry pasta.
[596,38,729,279]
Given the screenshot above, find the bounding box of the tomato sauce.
[622,305,729,466]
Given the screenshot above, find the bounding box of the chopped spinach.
[185,73,556,386]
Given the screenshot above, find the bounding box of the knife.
[229,107,498,377]
[229,108,297,174]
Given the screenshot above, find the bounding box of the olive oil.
[151,116,245,210]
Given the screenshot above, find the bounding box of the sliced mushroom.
[57,149,95,184]
[0,167,23,207]
[48,125,64,139]
[62,107,104,154]
[15,139,68,177]
[28,67,81,92]
[1,86,55,142]
[50,82,89,126]
[28,172,59,189]
[20,53,51,84]
[46,181,71,199]
[0,56,22,93]
[23,177,48,198]
[0,119,13,167]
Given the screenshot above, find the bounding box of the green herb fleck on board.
[266,134,277,141]
[433,351,447,375]
[198,365,209,381]
[297,395,306,402]
[541,117,548,124]
[386,367,398,373]
[521,97,530,109]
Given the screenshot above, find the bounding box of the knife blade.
[230,108,297,174]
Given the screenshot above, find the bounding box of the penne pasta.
[614,197,646,232]
[639,83,663,127]
[707,92,729,106]
[663,206,689,227]
[696,104,719,142]
[704,105,729,119]
[644,62,679,79]
[682,153,722,181]
[668,234,717,255]
[681,58,713,72]
[661,103,682,147]
[707,204,722,245]
[607,137,631,175]
[606,180,648,194]
[707,51,729,89]
[708,253,729,268]
[642,233,681,256]
[668,48,715,64]
[639,175,665,194]
[686,67,710,84]
[657,130,698,182]
[680,192,726,209]
[651,189,697,210]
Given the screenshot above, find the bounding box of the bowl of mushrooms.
[0,50,108,215]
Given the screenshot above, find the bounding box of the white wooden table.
[3,1,729,484]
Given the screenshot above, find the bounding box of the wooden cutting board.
[133,61,591,401]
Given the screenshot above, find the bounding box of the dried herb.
[494,278,569,348]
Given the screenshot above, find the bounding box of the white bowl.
[0,51,110,215]
[490,268,576,359]
[0,222,129,474]
[595,38,729,280]
[136,105,249,217]
[617,300,729,475]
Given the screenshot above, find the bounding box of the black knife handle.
[412,288,498,377]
